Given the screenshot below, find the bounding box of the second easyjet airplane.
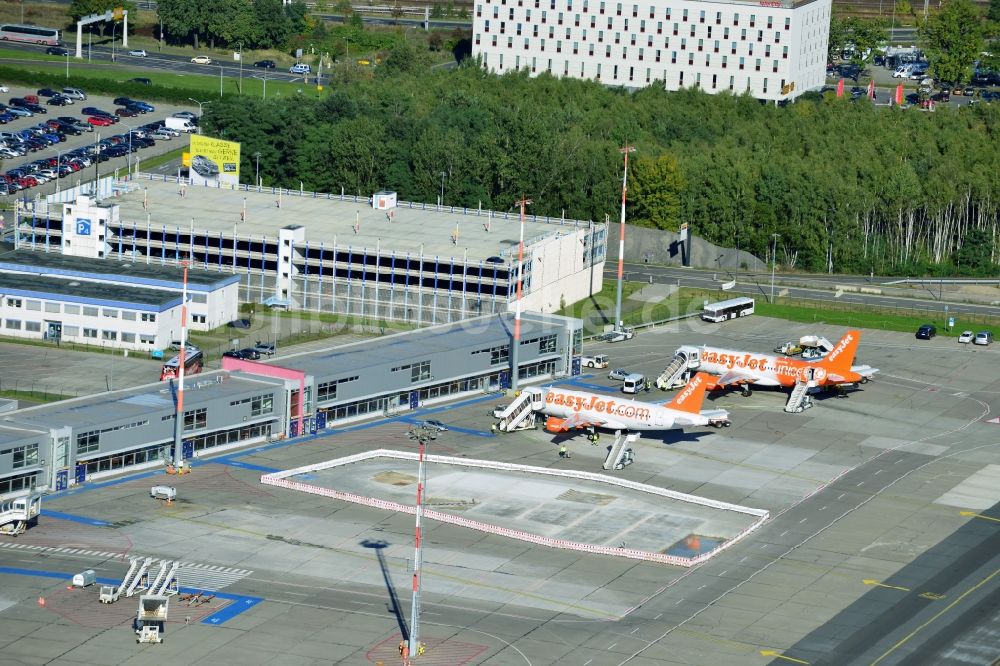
[671,330,877,395]
[539,372,731,434]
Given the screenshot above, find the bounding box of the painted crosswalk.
[0,542,252,591]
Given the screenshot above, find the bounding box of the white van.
[164,117,196,132]
[289,63,311,74]
[622,373,646,394]
[62,87,87,100]
[892,64,913,78]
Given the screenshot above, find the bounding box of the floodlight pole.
[511,195,531,392]
[770,233,780,303]
[408,432,428,657]
[171,262,190,471]
[614,143,636,332]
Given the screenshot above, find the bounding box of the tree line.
[203,62,998,276]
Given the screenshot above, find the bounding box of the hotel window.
[645,67,651,82]
[733,12,739,25]
[655,49,660,61]
[714,39,719,52]
[699,9,705,23]
[613,64,618,78]
[671,51,676,63]
[767,15,772,29]
[715,11,721,24]
[741,28,746,40]
[682,8,687,21]
[638,47,643,60]
[575,13,580,25]
[729,75,735,90]
[749,14,755,27]
[558,11,563,24]
[724,27,729,38]
[102,330,117,341]
[664,8,670,19]
[765,44,771,56]
[540,10,546,22]
[507,36,512,47]
[615,2,621,15]
[755,58,761,71]
[628,65,634,80]
[739,56,744,70]
[672,22,678,35]
[721,55,727,68]
[763,78,768,94]
[631,34,636,45]
[772,59,779,72]
[731,42,736,54]
[556,40,561,52]
[656,20,662,34]
[606,45,611,57]
[516,22,522,34]
[485,19,491,31]
[680,38,685,50]
[782,46,788,59]
[598,1,603,14]
[689,24,695,36]
[758,30,763,42]
[573,41,578,53]
[615,32,620,43]
[775,31,781,43]
[631,3,637,17]
[687,53,693,65]
[784,17,790,30]
[697,38,703,51]
[598,29,603,41]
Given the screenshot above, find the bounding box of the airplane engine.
[544,416,567,433]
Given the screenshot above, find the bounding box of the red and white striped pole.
[170,262,189,473]
[510,196,531,392]
[408,437,426,656]
[614,144,635,332]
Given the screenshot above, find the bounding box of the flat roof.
[109,177,598,262]
[0,244,239,292]
[274,313,565,378]
[0,423,47,448]
[0,272,182,311]
[2,372,283,432]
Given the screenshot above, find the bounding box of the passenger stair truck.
[100,556,153,604]
[496,388,544,432]
[603,431,639,471]
[135,594,169,644]
[655,346,702,390]
[0,493,41,536]
[784,366,823,413]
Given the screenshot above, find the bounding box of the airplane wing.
[673,408,729,427]
[716,370,756,387]
[560,412,630,431]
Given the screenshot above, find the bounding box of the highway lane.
[605,262,1000,319]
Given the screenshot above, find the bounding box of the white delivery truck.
[164,117,196,133]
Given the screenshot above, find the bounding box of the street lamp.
[237,42,243,94]
[254,151,261,186]
[55,149,63,194]
[438,171,446,206]
[188,98,211,121]
[65,51,70,79]
[770,233,780,303]
[120,122,134,176]
[111,22,118,62]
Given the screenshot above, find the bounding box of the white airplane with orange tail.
[540,372,731,435]
[674,330,877,396]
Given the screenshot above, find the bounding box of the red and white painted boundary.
[260,450,770,567]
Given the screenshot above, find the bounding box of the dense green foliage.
[920,0,989,85]
[156,0,307,50]
[0,65,207,104]
[202,66,1000,276]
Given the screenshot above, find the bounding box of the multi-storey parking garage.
[14,175,607,324]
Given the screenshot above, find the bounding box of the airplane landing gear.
[741,385,753,397]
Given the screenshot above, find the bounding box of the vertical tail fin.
[666,372,714,414]
[820,330,861,375]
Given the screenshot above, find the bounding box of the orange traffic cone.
[37,597,45,607]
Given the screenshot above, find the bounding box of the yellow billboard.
[188,135,240,187]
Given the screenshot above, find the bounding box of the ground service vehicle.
[622,373,647,394]
[160,349,204,380]
[581,354,608,368]
[701,297,755,322]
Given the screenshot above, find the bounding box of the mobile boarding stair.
[603,431,639,471]
[0,493,41,536]
[101,558,180,604]
[496,388,544,433]
[785,380,815,413]
[655,346,702,390]
[135,594,170,644]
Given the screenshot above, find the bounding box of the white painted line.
[675,599,684,605]
[719,571,727,576]
[631,627,640,634]
[584,660,593,665]
[739,556,747,563]
[838,493,846,500]
[654,613,662,620]
[609,643,618,649]
[698,585,706,590]
[820,506,827,511]
[894,458,903,464]
[875,469,883,475]
[760,543,768,549]
[857,481,865,487]
[799,518,807,524]
[780,530,788,537]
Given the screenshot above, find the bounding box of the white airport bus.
[701,297,755,322]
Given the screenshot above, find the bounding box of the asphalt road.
[607,262,1000,320]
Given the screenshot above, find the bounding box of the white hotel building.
[472,0,831,101]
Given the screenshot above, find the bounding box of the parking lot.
[0,315,997,664]
[0,83,197,198]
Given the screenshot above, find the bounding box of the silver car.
[608,368,630,381]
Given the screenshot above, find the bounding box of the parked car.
[239,348,261,360]
[915,324,937,340]
[492,403,509,418]
[45,46,69,56]
[222,349,247,360]
[128,49,148,57]
[172,111,198,121]
[115,107,138,117]
[253,341,275,356]
[37,88,58,97]
[602,327,635,343]
[87,115,114,126]
[420,419,448,432]
[149,129,173,140]
[191,55,212,64]
[289,63,311,74]
[0,84,7,92]
[113,96,133,106]
[254,59,276,69]
[20,103,46,114]
[974,331,993,346]
[608,368,631,381]
[46,95,72,106]
[957,330,974,343]
[62,87,86,100]
[227,318,252,329]
[82,106,112,117]
[130,100,154,112]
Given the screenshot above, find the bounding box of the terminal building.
[0,312,581,498]
[471,0,831,101]
[0,243,239,351]
[14,178,607,325]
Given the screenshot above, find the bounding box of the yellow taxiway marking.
[959,510,1000,523]
[869,568,1000,666]
[759,649,810,664]
[863,579,910,592]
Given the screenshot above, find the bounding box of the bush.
[0,65,207,105]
